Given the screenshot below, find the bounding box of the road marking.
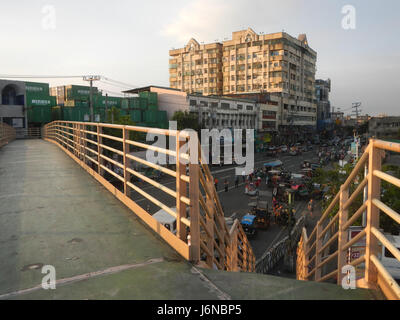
[191,266,231,300]
[0,258,164,300]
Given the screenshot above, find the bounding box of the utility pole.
[352,102,362,160]
[83,75,101,122]
[105,93,108,122]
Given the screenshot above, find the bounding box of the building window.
[231,86,235,91]
[190,99,197,106]
[231,65,235,71]
[221,103,230,110]
[246,105,253,111]
[237,104,243,110]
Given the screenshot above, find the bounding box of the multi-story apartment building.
[169,40,223,96]
[369,116,400,139]
[315,79,333,132]
[169,28,318,142]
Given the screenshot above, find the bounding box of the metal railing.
[43,121,255,272]
[297,139,400,300]
[257,216,304,274]
[0,122,16,148]
[16,127,42,139]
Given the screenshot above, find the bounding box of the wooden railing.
[16,127,42,139]
[43,121,255,272]
[297,139,400,300]
[0,122,16,148]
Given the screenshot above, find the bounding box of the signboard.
[263,133,271,143]
[351,142,357,155]
[348,226,366,280]
[83,114,90,122]
[12,118,23,128]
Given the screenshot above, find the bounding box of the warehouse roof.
[123,85,182,94]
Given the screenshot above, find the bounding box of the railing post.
[122,126,128,196]
[97,124,103,176]
[365,141,381,287]
[176,133,187,241]
[303,230,309,280]
[206,180,215,268]
[230,228,238,271]
[337,185,349,285]
[315,221,322,281]
[189,163,200,264]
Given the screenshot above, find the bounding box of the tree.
[316,161,400,234]
[171,111,200,131]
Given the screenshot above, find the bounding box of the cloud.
[161,0,302,45]
[161,0,232,44]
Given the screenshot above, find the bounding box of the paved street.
[127,149,321,259]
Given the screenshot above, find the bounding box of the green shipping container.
[129,110,142,123]
[147,103,158,111]
[27,106,51,123]
[138,91,157,105]
[144,110,157,124]
[122,97,142,109]
[52,106,62,121]
[26,95,56,107]
[25,81,50,96]
[66,85,98,100]
[99,96,122,108]
[139,98,148,110]
[156,111,168,128]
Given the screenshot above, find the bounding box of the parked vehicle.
[153,207,177,235]
[280,145,288,152]
[241,214,257,237]
[248,201,271,230]
[245,182,259,196]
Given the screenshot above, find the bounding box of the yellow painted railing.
[43,121,255,272]
[297,139,400,300]
[0,122,16,148]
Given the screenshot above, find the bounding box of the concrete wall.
[150,87,188,120]
[0,80,26,127]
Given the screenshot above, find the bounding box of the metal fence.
[43,121,255,272]
[297,139,400,300]
[256,216,305,274]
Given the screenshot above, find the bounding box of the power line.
[0,74,83,79]
[102,77,140,89]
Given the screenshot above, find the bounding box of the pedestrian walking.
[214,177,218,190]
[242,170,246,182]
[224,179,229,192]
[308,198,314,217]
[266,174,269,186]
[235,176,239,188]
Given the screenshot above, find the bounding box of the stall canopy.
[264,160,283,168]
[241,215,256,226]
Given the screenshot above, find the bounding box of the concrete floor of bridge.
[0,140,383,300]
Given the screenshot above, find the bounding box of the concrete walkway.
[0,140,382,300]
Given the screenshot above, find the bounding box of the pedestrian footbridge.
[0,122,387,299]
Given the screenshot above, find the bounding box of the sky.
[0,0,399,115]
